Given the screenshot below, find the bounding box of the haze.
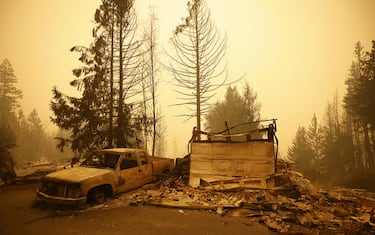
[1,0,374,157]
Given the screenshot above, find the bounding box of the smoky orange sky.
[1,0,374,158]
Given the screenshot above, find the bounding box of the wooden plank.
[190,158,274,175]
[199,177,273,190]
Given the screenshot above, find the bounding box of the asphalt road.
[0,183,276,235]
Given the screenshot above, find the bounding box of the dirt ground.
[0,183,276,235]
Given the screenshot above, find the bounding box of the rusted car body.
[37,148,174,206]
[188,120,278,190]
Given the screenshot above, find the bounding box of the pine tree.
[320,95,343,181]
[365,41,375,157]
[344,41,375,174]
[51,0,146,153]
[306,114,323,175]
[287,126,315,175]
[167,0,228,139]
[25,110,44,160]
[51,34,110,152]
[0,59,22,111]
[205,83,261,136]
[0,59,21,154]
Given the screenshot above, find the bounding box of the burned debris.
[10,120,374,234]
[115,121,375,234]
[116,162,375,234]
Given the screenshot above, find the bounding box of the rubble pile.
[118,169,375,234]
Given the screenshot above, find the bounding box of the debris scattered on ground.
[25,158,375,234]
[115,163,375,234]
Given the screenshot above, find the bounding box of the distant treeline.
[0,59,73,162]
[288,41,375,191]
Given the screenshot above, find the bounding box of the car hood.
[42,166,113,184]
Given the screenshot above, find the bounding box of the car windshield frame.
[81,152,120,169]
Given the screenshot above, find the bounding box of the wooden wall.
[189,141,275,187]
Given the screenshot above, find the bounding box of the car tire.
[89,189,106,205]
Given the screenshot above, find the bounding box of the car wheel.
[89,189,106,205]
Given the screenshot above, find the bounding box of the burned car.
[37,148,174,206]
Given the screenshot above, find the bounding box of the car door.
[116,152,143,193]
[137,150,153,184]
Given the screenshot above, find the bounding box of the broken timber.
[188,120,278,190]
[199,175,275,191]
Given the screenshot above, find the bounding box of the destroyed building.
[188,120,278,190]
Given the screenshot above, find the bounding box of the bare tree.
[142,7,160,156]
[115,4,144,147]
[166,0,229,140]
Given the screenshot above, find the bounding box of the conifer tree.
[51,0,144,153]
[167,0,228,139]
[0,59,22,111]
[287,126,315,175]
[205,83,260,134]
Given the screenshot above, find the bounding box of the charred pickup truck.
[37,148,174,206]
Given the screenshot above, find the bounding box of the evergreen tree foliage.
[0,59,22,146]
[14,109,47,161]
[344,41,375,174]
[50,0,145,153]
[366,41,375,127]
[0,59,22,111]
[320,94,345,181]
[0,97,17,145]
[0,124,16,149]
[287,126,315,176]
[0,59,20,157]
[51,35,110,152]
[0,59,73,163]
[205,83,261,134]
[306,114,323,166]
[288,41,375,190]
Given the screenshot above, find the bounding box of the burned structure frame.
[188,119,278,190]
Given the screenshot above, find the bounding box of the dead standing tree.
[167,0,228,140]
[114,4,144,147]
[142,8,161,156]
